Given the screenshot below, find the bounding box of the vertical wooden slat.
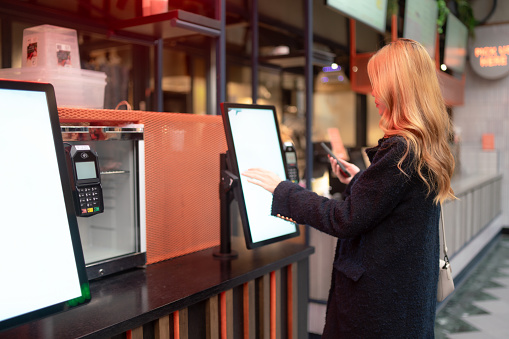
[243,281,256,339]
[275,270,282,339]
[179,308,189,339]
[155,315,170,339]
[257,274,271,339]
[220,290,234,338]
[226,289,234,338]
[248,280,256,338]
[270,271,276,339]
[207,295,219,339]
[287,265,293,339]
[297,258,310,339]
[291,263,298,339]
[131,326,143,339]
[220,292,227,339]
[243,283,249,339]
[174,309,189,339]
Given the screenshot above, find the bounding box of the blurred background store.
[1,0,508,338]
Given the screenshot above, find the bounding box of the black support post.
[251,0,259,104]
[216,0,226,112]
[154,38,163,112]
[304,0,313,190]
[1,18,12,69]
[356,93,367,147]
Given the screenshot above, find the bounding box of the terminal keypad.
[77,185,102,215]
[288,167,299,182]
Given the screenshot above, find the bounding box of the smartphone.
[320,142,351,178]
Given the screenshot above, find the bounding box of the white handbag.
[437,209,455,302]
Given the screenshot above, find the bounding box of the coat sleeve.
[271,139,413,239]
[342,170,362,199]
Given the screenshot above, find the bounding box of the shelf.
[260,49,335,68]
[100,170,130,175]
[61,126,144,142]
[110,9,221,42]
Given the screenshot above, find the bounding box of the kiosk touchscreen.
[0,80,90,332]
[220,103,300,249]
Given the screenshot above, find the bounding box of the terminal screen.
[76,161,98,180]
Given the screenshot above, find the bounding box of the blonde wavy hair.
[367,38,456,204]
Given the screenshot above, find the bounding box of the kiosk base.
[212,250,238,259]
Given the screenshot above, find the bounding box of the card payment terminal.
[284,142,300,183]
[65,144,104,217]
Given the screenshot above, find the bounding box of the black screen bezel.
[220,102,300,249]
[0,80,90,332]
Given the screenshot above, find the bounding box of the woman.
[243,39,456,338]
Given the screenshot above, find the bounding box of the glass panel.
[69,140,138,264]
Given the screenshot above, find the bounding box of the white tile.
[480,329,509,339]
[491,276,509,287]
[498,267,509,275]
[473,299,509,316]
[460,314,509,338]
[447,331,495,339]
[482,287,509,303]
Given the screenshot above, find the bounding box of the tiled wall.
[452,65,509,225]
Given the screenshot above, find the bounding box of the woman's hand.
[329,155,360,184]
[242,168,283,194]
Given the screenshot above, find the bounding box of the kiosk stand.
[213,152,239,259]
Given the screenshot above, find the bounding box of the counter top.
[0,240,313,339]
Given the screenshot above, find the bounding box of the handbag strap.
[440,206,449,263]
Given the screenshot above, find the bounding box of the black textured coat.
[272,136,440,338]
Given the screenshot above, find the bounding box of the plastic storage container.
[22,25,80,69]
[0,67,106,108]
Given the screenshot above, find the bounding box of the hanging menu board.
[325,0,388,33]
[403,0,439,58]
[444,12,469,74]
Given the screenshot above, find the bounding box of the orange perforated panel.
[58,107,142,125]
[140,112,226,264]
[57,108,226,265]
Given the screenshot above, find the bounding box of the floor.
[308,233,509,339]
[435,233,509,338]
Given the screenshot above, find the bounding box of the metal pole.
[356,94,367,147]
[1,18,12,69]
[154,38,163,112]
[216,0,226,112]
[208,40,217,115]
[304,0,313,190]
[251,0,259,104]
